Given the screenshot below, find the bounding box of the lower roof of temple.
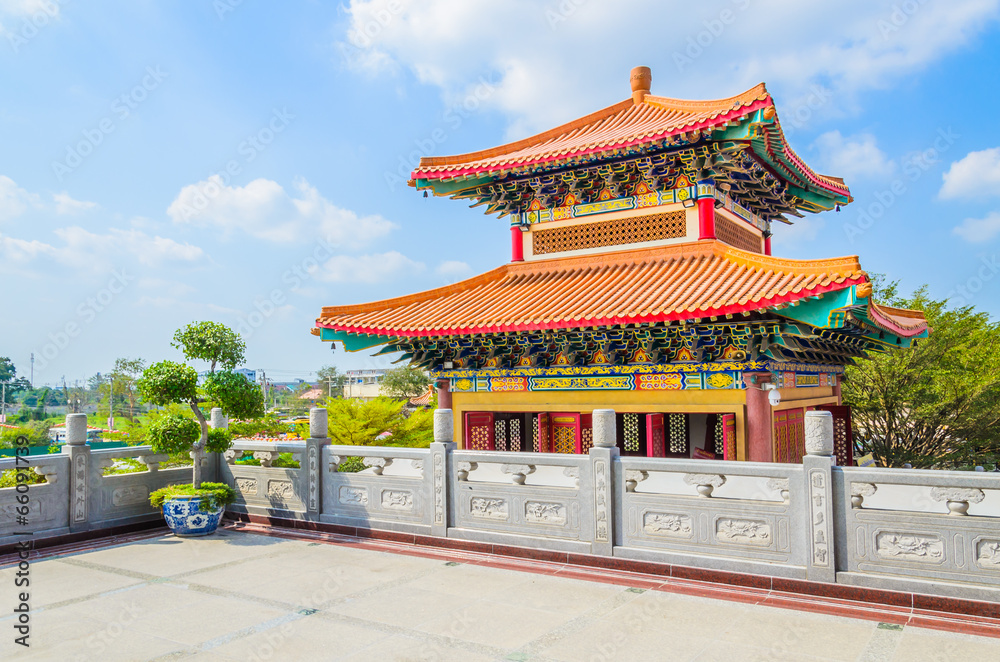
[315,240,926,343]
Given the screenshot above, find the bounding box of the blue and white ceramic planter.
[161,496,225,537]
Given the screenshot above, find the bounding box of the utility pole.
[107,377,114,431]
[30,353,34,388]
[1,381,7,424]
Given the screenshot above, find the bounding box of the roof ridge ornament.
[630,66,651,105]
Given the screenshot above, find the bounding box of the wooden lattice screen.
[714,212,763,253]
[532,211,686,255]
[812,405,854,466]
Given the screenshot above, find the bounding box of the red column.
[744,372,773,462]
[436,378,452,410]
[697,180,716,240]
[763,233,772,256]
[510,225,524,262]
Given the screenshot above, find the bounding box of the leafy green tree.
[317,365,347,398]
[0,357,31,411]
[105,358,147,421]
[137,322,264,488]
[380,365,432,400]
[843,282,1000,469]
[326,396,433,447]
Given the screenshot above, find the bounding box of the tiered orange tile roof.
[411,83,849,200]
[317,241,872,338]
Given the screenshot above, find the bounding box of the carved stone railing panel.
[683,473,727,498]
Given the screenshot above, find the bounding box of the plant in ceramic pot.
[137,321,264,536]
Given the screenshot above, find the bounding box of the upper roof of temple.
[410,68,851,222]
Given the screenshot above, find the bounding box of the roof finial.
[630,66,651,105]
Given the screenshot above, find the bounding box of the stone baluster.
[850,483,876,509]
[683,473,726,497]
[930,487,985,516]
[767,477,790,504]
[253,451,276,468]
[456,462,477,481]
[363,457,393,475]
[625,469,648,493]
[501,464,535,485]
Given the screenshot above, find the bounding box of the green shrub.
[233,451,300,468]
[0,467,46,488]
[229,415,293,438]
[103,458,148,476]
[149,482,237,511]
[337,456,365,473]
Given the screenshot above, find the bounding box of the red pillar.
[435,378,452,410]
[697,180,716,240]
[744,372,773,462]
[510,225,524,262]
[763,232,772,256]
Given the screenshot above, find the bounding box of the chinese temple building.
[314,67,928,465]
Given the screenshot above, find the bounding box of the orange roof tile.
[411,83,848,199]
[317,241,867,338]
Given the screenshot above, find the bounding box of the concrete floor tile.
[326,584,474,629]
[716,605,878,661]
[340,634,498,662]
[488,574,625,617]
[208,614,386,660]
[891,628,1000,661]
[537,617,708,662]
[692,640,840,662]
[418,599,576,649]
[0,557,144,608]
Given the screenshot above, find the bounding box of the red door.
[812,405,854,466]
[721,413,736,461]
[773,408,805,463]
[465,412,494,451]
[646,413,665,457]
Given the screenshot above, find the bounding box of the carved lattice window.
[470,425,490,451]
[581,427,593,454]
[494,419,507,452]
[532,421,540,452]
[714,416,725,456]
[669,414,688,454]
[510,418,521,452]
[532,211,687,255]
[714,213,763,253]
[553,425,575,454]
[623,413,640,452]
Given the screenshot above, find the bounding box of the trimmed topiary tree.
[137,321,264,488]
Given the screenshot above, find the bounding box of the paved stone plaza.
[2,528,998,661]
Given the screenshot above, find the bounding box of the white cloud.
[53,192,98,215]
[0,226,205,272]
[338,0,1000,136]
[0,175,41,222]
[953,211,1000,243]
[167,175,395,245]
[436,259,472,282]
[0,0,59,17]
[813,131,894,182]
[940,147,1000,199]
[313,251,425,283]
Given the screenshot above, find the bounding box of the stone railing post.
[207,407,229,483]
[429,408,455,537]
[588,409,618,556]
[63,413,92,532]
[802,410,836,583]
[304,407,330,518]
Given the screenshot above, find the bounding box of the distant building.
[343,369,388,400]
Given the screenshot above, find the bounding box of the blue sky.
[2,0,1000,387]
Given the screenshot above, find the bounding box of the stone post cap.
[434,409,454,443]
[309,407,328,439]
[804,410,834,457]
[65,413,88,445]
[592,409,617,448]
[209,407,228,429]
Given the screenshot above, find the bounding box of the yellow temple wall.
[450,389,749,460]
